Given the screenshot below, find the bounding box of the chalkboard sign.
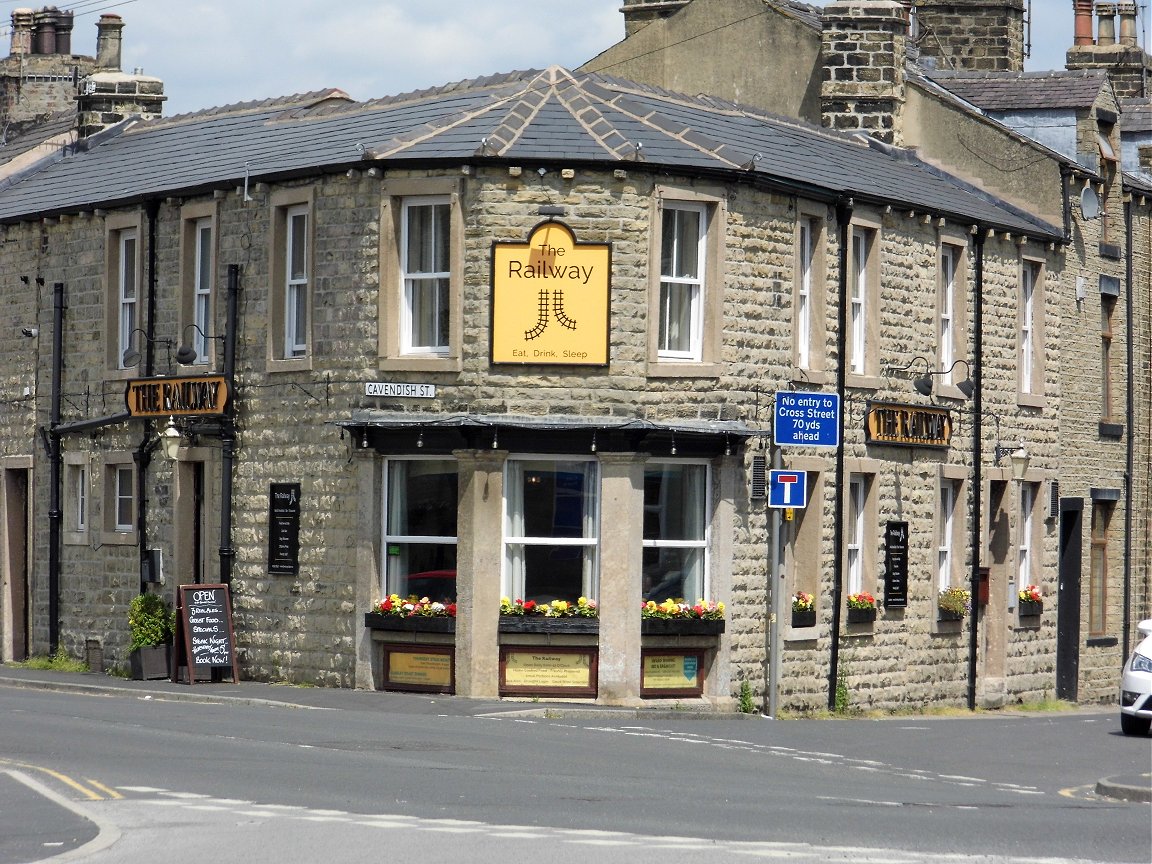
[268,482,301,575]
[883,521,909,608]
[174,584,238,684]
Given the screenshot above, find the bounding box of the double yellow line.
[0,757,122,800]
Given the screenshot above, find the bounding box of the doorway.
[1056,498,1083,701]
[1,466,30,662]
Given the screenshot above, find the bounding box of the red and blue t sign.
[768,470,808,509]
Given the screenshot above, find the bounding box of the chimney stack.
[95,13,123,70]
[55,10,73,55]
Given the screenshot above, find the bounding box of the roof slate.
[928,69,1111,111]
[0,66,1060,239]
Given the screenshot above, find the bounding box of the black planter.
[364,613,455,633]
[791,609,816,628]
[129,645,170,680]
[498,616,600,635]
[847,607,876,624]
[1018,600,1043,617]
[937,607,964,622]
[641,618,725,636]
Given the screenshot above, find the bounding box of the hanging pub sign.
[491,220,610,365]
[883,521,909,608]
[125,375,229,418]
[864,401,952,449]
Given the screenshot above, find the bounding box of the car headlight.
[1130,652,1152,674]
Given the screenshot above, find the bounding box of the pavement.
[1,663,1148,804]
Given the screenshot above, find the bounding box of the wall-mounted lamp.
[122,329,173,369]
[994,439,1029,480]
[176,323,225,366]
[913,359,975,399]
[20,326,38,338]
[159,416,182,461]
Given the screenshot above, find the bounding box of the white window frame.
[939,244,956,383]
[502,457,600,602]
[381,457,458,598]
[400,196,451,355]
[75,464,88,532]
[657,201,706,362]
[191,217,213,364]
[1019,260,1036,395]
[641,460,711,602]
[797,219,814,370]
[849,227,870,375]
[117,229,138,369]
[284,204,309,359]
[847,475,865,596]
[1014,482,1036,609]
[937,481,956,593]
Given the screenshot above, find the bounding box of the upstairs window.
[401,197,451,354]
[117,229,138,370]
[658,202,706,361]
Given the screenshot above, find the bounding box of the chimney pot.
[1073,0,1095,46]
[1096,2,1117,46]
[95,13,124,70]
[1116,2,1138,45]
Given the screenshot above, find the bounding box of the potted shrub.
[1018,585,1043,617]
[791,591,816,628]
[128,592,175,680]
[846,591,877,624]
[938,586,971,621]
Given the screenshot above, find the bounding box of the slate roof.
[1121,97,1151,133]
[928,69,1112,112]
[0,66,1060,239]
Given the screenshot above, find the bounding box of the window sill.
[1098,242,1122,260]
[100,530,137,546]
[646,361,720,379]
[1017,392,1047,410]
[792,367,830,387]
[64,531,89,546]
[846,374,883,391]
[1098,421,1124,439]
[267,356,313,374]
[378,356,461,374]
[1086,636,1118,648]
[784,624,818,642]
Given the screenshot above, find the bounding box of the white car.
[1120,619,1152,736]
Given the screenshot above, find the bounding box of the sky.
[10,0,1086,117]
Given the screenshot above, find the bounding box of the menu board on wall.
[268,483,301,575]
[174,583,238,684]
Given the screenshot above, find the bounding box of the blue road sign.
[768,470,808,509]
[774,391,840,447]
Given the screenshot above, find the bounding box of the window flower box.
[791,609,817,628]
[847,607,876,624]
[1018,599,1043,617]
[641,617,725,636]
[498,616,600,635]
[937,608,964,622]
[364,612,455,633]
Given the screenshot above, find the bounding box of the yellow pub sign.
[491,220,610,365]
[125,375,229,418]
[864,401,952,449]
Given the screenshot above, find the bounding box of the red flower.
[523,600,536,611]
[447,603,457,617]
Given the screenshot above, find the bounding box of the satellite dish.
[1080,186,1100,220]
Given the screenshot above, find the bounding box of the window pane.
[658,283,694,353]
[643,464,705,540]
[384,460,458,601]
[410,277,450,348]
[505,460,598,603]
[116,467,133,530]
[289,212,307,281]
[643,547,704,602]
[386,460,457,536]
[662,207,700,278]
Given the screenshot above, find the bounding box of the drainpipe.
[1059,164,1074,242]
[827,197,852,711]
[1123,198,1133,658]
[219,264,240,585]
[47,282,64,652]
[135,199,160,595]
[967,228,986,711]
